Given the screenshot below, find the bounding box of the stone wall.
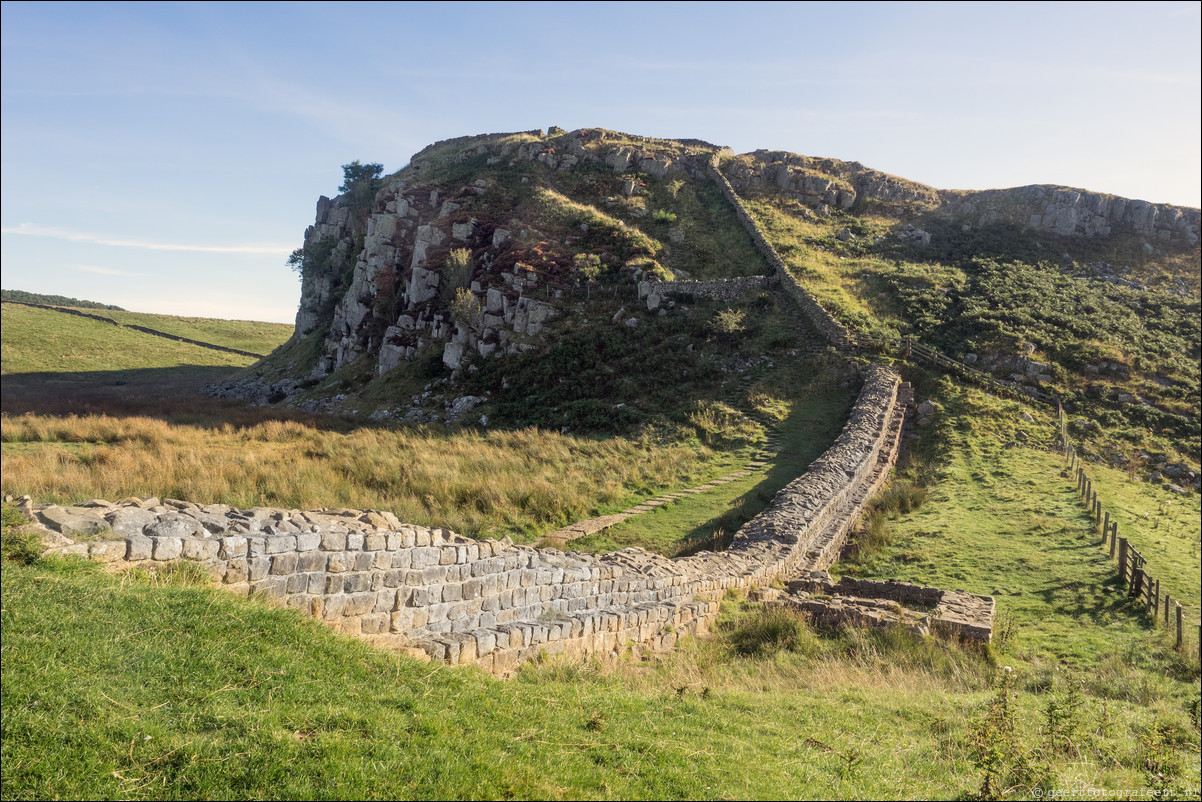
[636,275,774,310]
[775,571,994,645]
[706,160,852,346]
[33,366,910,673]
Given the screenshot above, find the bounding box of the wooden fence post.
[1102,511,1110,544]
[1094,498,1102,525]
[1153,579,1160,620]
[1117,538,1128,586]
[1175,602,1183,650]
[1110,523,1118,559]
[1130,566,1143,600]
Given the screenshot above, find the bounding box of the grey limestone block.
[321,595,348,620]
[250,577,287,601]
[38,505,110,537]
[296,551,325,572]
[87,540,126,562]
[343,573,371,594]
[373,589,397,614]
[344,592,377,617]
[295,533,321,552]
[265,535,296,554]
[151,537,183,561]
[105,507,158,537]
[320,531,347,551]
[182,538,219,561]
[247,557,270,581]
[360,613,389,634]
[223,560,248,584]
[217,536,247,560]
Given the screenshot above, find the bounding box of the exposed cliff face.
[272,128,1197,407]
[290,128,719,383]
[723,151,1200,246]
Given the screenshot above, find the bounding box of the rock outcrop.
[724,151,1199,245]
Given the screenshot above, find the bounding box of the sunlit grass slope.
[1,303,260,374]
[99,308,293,356]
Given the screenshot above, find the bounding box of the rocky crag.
[722,150,1200,245]
[211,127,1197,411]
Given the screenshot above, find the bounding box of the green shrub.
[712,307,746,336]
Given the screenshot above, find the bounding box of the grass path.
[569,389,853,556]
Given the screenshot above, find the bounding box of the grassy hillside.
[3,386,1199,799]
[0,303,258,375]
[735,187,1201,479]
[1,288,125,310]
[99,308,293,356]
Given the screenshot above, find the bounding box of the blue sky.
[2,1,1199,323]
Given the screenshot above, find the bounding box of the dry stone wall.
[32,366,921,672]
[636,275,774,310]
[764,571,994,645]
[707,160,852,346]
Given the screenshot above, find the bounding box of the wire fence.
[1061,405,1199,660]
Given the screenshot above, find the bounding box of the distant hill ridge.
[1,289,125,311]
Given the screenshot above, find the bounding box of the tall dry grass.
[1,411,718,540]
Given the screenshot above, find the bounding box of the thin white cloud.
[71,264,148,277]
[1,223,292,254]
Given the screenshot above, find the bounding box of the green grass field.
[0,303,279,375]
[3,450,1199,800]
[2,277,1200,799]
[99,308,293,356]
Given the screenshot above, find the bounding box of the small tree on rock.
[449,287,484,336]
[286,247,305,281]
[340,160,384,209]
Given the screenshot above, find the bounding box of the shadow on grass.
[672,390,856,557]
[3,366,370,435]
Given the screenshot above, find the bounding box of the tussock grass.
[1,412,728,540]
[727,606,820,656]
